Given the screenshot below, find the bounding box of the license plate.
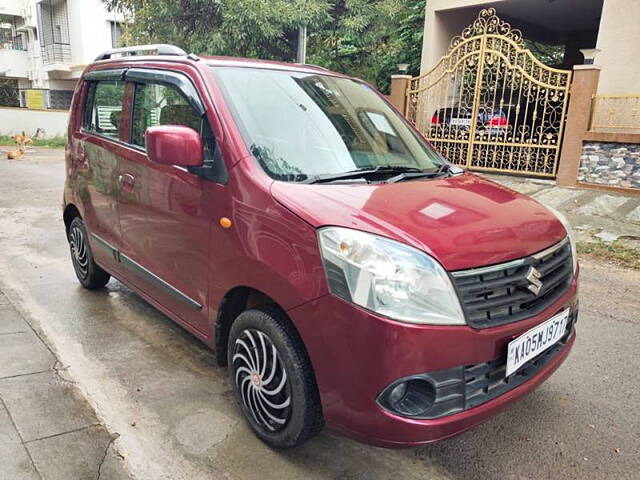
[450,118,472,126]
[506,309,570,377]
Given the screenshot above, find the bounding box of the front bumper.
[287,273,578,448]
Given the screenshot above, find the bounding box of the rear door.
[116,68,213,335]
[76,71,127,274]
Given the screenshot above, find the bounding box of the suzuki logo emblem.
[526,267,543,295]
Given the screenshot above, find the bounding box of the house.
[389,0,640,193]
[0,0,124,135]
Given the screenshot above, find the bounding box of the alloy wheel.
[232,329,292,431]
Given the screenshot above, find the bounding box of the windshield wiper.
[386,163,454,183]
[301,165,425,185]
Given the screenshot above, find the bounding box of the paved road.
[0,149,638,479]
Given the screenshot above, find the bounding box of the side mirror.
[145,125,204,167]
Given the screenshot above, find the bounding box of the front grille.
[464,307,576,409]
[451,239,574,329]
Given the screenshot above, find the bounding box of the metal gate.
[406,8,572,177]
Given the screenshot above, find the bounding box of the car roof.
[89,54,345,78]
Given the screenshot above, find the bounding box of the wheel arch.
[215,286,314,369]
[63,203,81,237]
[215,286,278,366]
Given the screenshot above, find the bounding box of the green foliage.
[523,39,565,67]
[0,135,66,147]
[577,240,640,270]
[95,81,125,106]
[103,0,330,59]
[306,0,425,93]
[102,0,425,93]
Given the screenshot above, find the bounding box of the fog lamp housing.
[384,379,436,417]
[376,368,465,419]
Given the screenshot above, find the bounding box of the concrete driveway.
[0,149,638,479]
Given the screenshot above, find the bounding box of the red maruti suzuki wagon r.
[63,44,578,449]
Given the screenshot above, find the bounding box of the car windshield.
[210,66,445,182]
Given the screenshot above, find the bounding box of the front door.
[116,72,213,335]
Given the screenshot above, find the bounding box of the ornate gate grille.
[406,9,572,177]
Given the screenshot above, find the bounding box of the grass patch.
[577,240,640,269]
[0,135,65,148]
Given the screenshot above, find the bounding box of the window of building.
[0,19,13,48]
[49,89,74,110]
[130,82,202,148]
[84,81,126,140]
[37,0,70,64]
[110,21,125,48]
[0,16,26,50]
[0,78,20,108]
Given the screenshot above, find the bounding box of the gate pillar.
[389,75,412,113]
[556,65,601,187]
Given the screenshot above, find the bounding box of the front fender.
[208,197,328,314]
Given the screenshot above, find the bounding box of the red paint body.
[64,55,577,448]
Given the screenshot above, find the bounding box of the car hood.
[270,173,566,271]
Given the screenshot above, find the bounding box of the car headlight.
[547,206,578,275]
[318,227,465,325]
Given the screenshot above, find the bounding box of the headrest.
[110,110,122,129]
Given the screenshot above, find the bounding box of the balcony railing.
[37,0,71,65]
[41,43,71,65]
[0,28,27,50]
[590,95,640,133]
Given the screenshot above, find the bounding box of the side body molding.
[90,233,202,310]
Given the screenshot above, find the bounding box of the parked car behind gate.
[431,106,510,136]
[63,44,579,449]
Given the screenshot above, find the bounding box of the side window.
[130,82,202,148]
[84,80,125,139]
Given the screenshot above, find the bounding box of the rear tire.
[68,216,110,289]
[228,307,323,448]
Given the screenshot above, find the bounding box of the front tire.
[68,216,110,289]
[228,307,323,448]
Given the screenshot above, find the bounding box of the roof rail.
[94,44,187,61]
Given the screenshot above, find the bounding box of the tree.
[102,0,426,92]
[523,39,565,68]
[307,0,425,93]
[102,0,330,59]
